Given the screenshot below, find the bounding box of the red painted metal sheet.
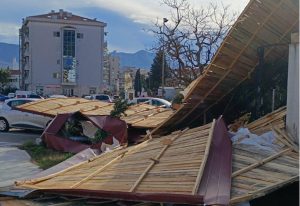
[198,117,232,205]
[42,112,127,153]
[29,189,204,205]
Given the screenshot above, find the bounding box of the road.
[0,129,42,145]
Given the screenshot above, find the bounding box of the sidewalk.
[0,146,41,188]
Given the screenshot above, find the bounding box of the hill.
[111,50,155,69]
[0,42,19,68]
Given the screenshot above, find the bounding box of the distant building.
[102,43,120,95]
[19,9,106,96]
[107,55,120,94]
[8,69,21,89]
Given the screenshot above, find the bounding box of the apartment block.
[19,9,106,96]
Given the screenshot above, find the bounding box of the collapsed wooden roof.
[246,106,286,135]
[16,98,174,129]
[230,107,299,204]
[16,109,298,205]
[17,118,233,205]
[153,0,299,135]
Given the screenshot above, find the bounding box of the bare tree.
[151,0,236,86]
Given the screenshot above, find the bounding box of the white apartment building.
[19,9,106,96]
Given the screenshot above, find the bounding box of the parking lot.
[0,129,41,145]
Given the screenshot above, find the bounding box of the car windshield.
[95,95,109,100]
[7,100,33,108]
[137,99,150,103]
[28,94,42,98]
[152,99,164,106]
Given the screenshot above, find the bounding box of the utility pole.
[161,17,168,98]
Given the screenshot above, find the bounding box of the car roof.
[93,94,110,96]
[5,98,40,102]
[133,97,171,105]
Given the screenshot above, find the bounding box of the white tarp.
[230,128,282,155]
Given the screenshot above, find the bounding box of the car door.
[20,101,51,130]
[26,112,51,130]
[5,99,32,128]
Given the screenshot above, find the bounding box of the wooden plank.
[232,148,292,178]
[70,153,127,188]
[129,128,190,192]
[192,119,216,195]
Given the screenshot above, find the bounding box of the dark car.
[0,95,9,102]
[90,94,113,103]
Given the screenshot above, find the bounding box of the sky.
[0,0,248,53]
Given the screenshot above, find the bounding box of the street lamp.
[161,17,168,98]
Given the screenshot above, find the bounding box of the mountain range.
[0,42,154,69]
[0,42,19,68]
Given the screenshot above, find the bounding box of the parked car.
[7,93,15,98]
[48,94,67,98]
[112,95,120,102]
[14,90,44,99]
[128,97,172,108]
[0,95,9,102]
[0,98,52,132]
[90,94,113,103]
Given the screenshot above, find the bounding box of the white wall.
[26,19,104,96]
[286,33,299,144]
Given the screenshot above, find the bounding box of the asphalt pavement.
[0,129,41,145]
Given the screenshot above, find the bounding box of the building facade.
[8,69,21,89]
[19,9,106,96]
[108,55,120,94]
[102,44,120,95]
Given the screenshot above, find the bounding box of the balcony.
[23,48,29,57]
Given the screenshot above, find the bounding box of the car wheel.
[0,118,9,132]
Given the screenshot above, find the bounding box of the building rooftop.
[26,9,105,25]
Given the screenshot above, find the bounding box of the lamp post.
[162,17,168,98]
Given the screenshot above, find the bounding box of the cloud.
[88,0,165,24]
[0,22,19,43]
[0,0,249,51]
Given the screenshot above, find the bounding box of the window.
[53,31,60,37]
[77,33,84,39]
[24,70,29,79]
[63,29,76,84]
[89,88,96,94]
[63,30,75,57]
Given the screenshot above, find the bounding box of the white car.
[0,98,52,132]
[90,94,113,103]
[128,97,172,108]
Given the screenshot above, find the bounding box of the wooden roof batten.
[230,108,299,204]
[16,98,174,129]
[17,119,233,205]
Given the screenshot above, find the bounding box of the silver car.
[0,98,52,132]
